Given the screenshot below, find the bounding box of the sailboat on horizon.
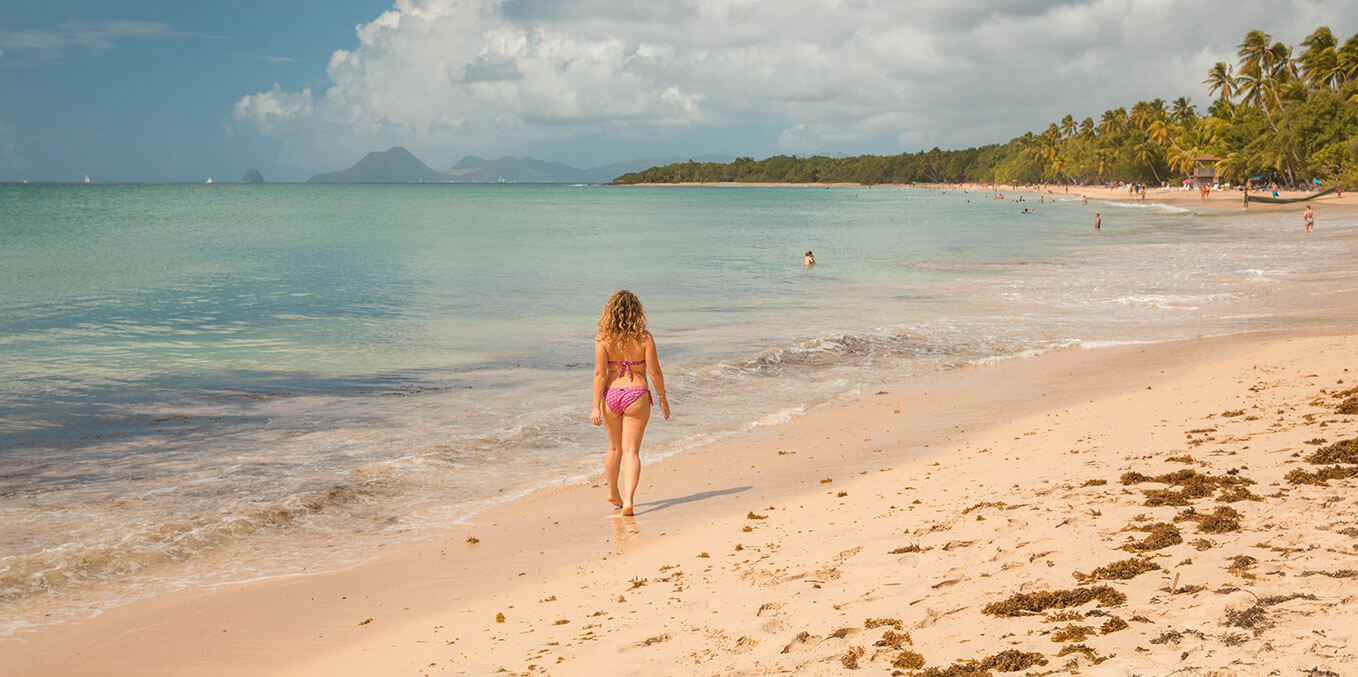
[83,175,91,184]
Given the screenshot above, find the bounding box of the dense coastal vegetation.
[614,27,1358,188]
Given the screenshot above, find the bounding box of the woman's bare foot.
[607,492,623,509]
[620,504,634,517]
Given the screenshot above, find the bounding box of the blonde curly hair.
[597,290,647,341]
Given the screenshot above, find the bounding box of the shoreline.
[616,181,1358,217]
[5,324,1357,675]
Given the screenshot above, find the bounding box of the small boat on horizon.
[83,175,91,184]
[205,177,214,184]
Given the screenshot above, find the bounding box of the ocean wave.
[1104,201,1195,214]
[705,331,943,380]
[0,481,385,604]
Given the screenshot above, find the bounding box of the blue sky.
[1,1,381,181]
[4,1,1358,182]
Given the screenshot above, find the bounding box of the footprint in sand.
[620,633,672,652]
[781,631,822,653]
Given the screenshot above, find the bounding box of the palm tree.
[1059,114,1076,139]
[1170,96,1197,123]
[1203,62,1236,102]
[1237,30,1273,77]
[1299,26,1340,88]
[1098,108,1127,136]
[1337,33,1358,84]
[1079,117,1095,137]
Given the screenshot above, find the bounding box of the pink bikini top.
[608,360,645,382]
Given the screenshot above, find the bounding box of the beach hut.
[1190,154,1220,188]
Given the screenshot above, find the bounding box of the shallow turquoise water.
[1,183,1354,633]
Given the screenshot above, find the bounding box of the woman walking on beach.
[591,290,670,516]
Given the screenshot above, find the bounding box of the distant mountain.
[308,147,444,183]
[443,154,735,183]
[241,168,265,184]
[307,148,735,184]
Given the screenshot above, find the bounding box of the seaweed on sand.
[1224,604,1268,630]
[1175,506,1243,533]
[889,543,929,554]
[983,586,1126,617]
[916,650,1048,676]
[1216,485,1263,503]
[1285,465,1358,486]
[892,650,926,669]
[1305,437,1358,464]
[1121,523,1182,552]
[875,629,912,649]
[1121,468,1254,506]
[1050,624,1096,642]
[1100,616,1129,634]
[1073,557,1160,583]
[840,646,865,669]
[1055,643,1112,664]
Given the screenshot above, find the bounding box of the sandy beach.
[5,325,1358,675]
[626,180,1358,219]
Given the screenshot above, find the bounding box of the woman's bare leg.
[603,409,624,508]
[619,398,652,516]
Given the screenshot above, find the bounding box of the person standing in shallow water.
[1304,205,1315,234]
[591,290,670,516]
[804,250,816,267]
[1095,213,1101,231]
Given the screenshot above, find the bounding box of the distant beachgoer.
[1271,183,1279,197]
[1304,206,1315,233]
[804,251,816,267]
[592,290,670,517]
[1338,182,1344,198]
[1082,196,1087,205]
[1095,213,1101,231]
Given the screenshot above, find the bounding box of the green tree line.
[614,27,1358,188]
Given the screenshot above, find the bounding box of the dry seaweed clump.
[1050,624,1096,643]
[1122,522,1183,552]
[889,543,929,554]
[962,501,1008,515]
[1100,616,1129,634]
[892,650,926,670]
[983,586,1126,617]
[1055,643,1112,664]
[1176,506,1243,533]
[980,650,1048,671]
[916,650,1048,676]
[1227,555,1258,578]
[875,629,913,649]
[1224,604,1269,631]
[841,645,865,669]
[1216,485,1263,502]
[1121,468,1254,506]
[1073,557,1160,583]
[1305,437,1358,464]
[1337,395,1358,415]
[1285,465,1358,485]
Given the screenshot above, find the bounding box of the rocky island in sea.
[241,168,265,184]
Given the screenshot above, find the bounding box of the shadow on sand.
[631,485,752,516]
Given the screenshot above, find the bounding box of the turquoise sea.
[1,183,1355,634]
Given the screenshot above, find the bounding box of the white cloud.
[231,84,314,134]
[231,0,1358,165]
[0,19,221,61]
